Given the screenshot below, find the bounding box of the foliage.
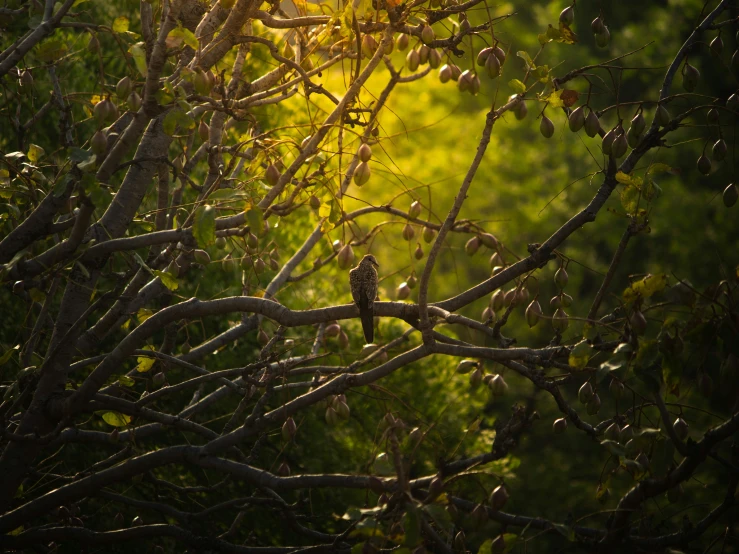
[0,0,738,552]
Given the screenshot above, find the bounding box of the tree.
[0,0,738,550]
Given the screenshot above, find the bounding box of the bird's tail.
[360,308,374,344]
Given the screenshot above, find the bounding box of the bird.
[349,254,379,344]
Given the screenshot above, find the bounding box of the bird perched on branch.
[349,254,379,344]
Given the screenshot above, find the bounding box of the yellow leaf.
[137,308,153,323]
[541,90,564,108]
[101,411,131,427]
[27,144,45,164]
[135,346,156,373]
[112,16,129,33]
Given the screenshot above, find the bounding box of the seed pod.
[655,104,671,127]
[603,422,621,442]
[309,195,321,209]
[421,25,435,45]
[198,120,210,142]
[620,424,634,443]
[449,64,462,81]
[402,223,415,241]
[397,282,411,300]
[728,93,739,112]
[454,530,466,551]
[635,452,650,471]
[673,417,689,440]
[254,257,266,274]
[354,161,371,186]
[258,328,269,346]
[609,378,624,399]
[630,111,646,136]
[481,306,495,323]
[595,26,610,48]
[625,126,641,149]
[559,5,574,25]
[470,504,488,529]
[438,64,453,83]
[697,153,711,175]
[485,53,501,79]
[611,133,628,158]
[336,400,350,420]
[325,406,339,425]
[88,33,100,53]
[489,374,508,396]
[276,461,291,476]
[514,99,527,120]
[479,233,498,249]
[247,232,259,249]
[94,98,117,126]
[554,267,568,289]
[127,91,142,111]
[418,45,430,65]
[591,16,605,34]
[265,164,281,186]
[525,299,542,328]
[584,110,601,138]
[553,417,568,434]
[457,70,472,92]
[414,243,424,259]
[707,108,720,125]
[469,367,483,388]
[215,236,227,249]
[132,516,143,526]
[578,382,594,404]
[629,310,647,335]
[406,49,420,72]
[116,76,132,100]
[193,249,211,265]
[383,39,393,55]
[338,330,349,350]
[337,244,355,270]
[601,128,616,154]
[465,236,481,256]
[358,143,372,162]
[549,295,562,309]
[91,130,108,155]
[282,417,297,441]
[503,288,516,307]
[492,45,506,64]
[712,138,727,161]
[489,485,509,510]
[586,393,601,415]
[456,360,479,375]
[710,35,723,56]
[407,274,417,289]
[568,106,585,132]
[723,183,738,207]
[469,73,481,95]
[409,200,422,218]
[361,34,377,58]
[476,47,493,67]
[423,226,436,243]
[490,289,504,311]
[424,48,439,68]
[540,115,555,138]
[396,33,410,51]
[682,62,700,92]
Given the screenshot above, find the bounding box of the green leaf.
[112,16,129,33]
[27,144,45,164]
[34,38,67,62]
[101,411,131,427]
[600,439,626,457]
[0,344,19,366]
[623,274,669,303]
[620,183,640,214]
[193,205,216,247]
[516,51,535,70]
[508,79,526,94]
[247,208,265,236]
[167,26,198,49]
[163,110,179,136]
[129,42,147,77]
[402,506,421,547]
[153,270,178,291]
[118,375,135,387]
[568,340,592,371]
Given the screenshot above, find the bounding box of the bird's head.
[362,254,379,267]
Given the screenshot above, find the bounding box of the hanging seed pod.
[254,257,266,274]
[94,98,117,126]
[552,308,569,332]
[193,249,211,265]
[629,310,647,335]
[358,143,372,162]
[727,92,739,112]
[469,367,483,388]
[655,104,671,127]
[407,274,417,289]
[553,417,568,434]
[449,64,462,81]
[477,47,493,66]
[282,417,297,441]
[584,110,601,138]
[337,244,355,270]
[309,195,321,210]
[568,106,585,132]
[514,99,528,120]
[712,138,727,161]
[707,108,720,125]
[560,292,573,307]
[354,161,371,186]
[116,76,132,100]
[361,34,378,58]
[481,306,495,323]
[215,236,227,249]
[247,232,259,249]
[682,62,700,92]
[478,233,497,250]
[489,252,501,269]
[697,153,711,175]
[338,329,349,349]
[456,359,478,374]
[631,111,646,135]
[673,417,689,440]
[465,236,481,256]
[421,24,435,45]
[454,531,466,551]
[402,223,415,241]
[604,422,621,441]
[620,424,634,444]
[418,45,430,65]
[601,128,616,154]
[485,54,501,79]
[396,33,410,51]
[469,73,481,95]
[525,299,542,328]
[409,200,422,218]
[540,115,555,138]
[559,5,574,25]
[489,374,508,396]
[406,49,420,71]
[490,289,505,311]
[722,183,738,207]
[595,27,610,48]
[438,64,453,83]
[489,485,509,511]
[554,267,569,289]
[265,164,281,186]
[90,130,108,155]
[325,406,339,425]
[609,378,624,399]
[492,45,506,64]
[198,120,210,142]
[549,295,562,309]
[578,382,594,404]
[611,133,628,158]
[127,91,142,111]
[586,393,601,415]
[88,33,100,53]
[428,49,441,69]
[423,226,436,243]
[397,282,411,300]
[383,39,393,55]
[710,35,724,56]
[591,16,605,34]
[257,328,269,346]
[414,243,424,259]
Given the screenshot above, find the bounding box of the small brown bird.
[349,254,379,344]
